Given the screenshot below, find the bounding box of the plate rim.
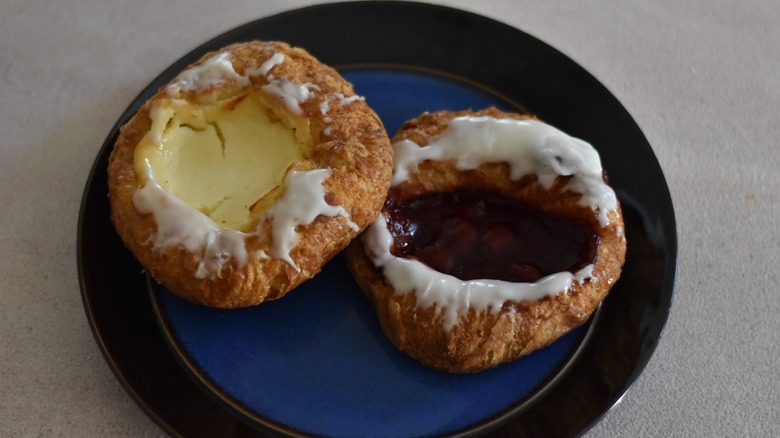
[78,1,678,437]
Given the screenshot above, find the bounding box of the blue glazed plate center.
[154,69,585,437]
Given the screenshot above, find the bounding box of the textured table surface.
[2,0,778,436]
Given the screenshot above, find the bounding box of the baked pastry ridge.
[108,41,392,308]
[348,108,626,372]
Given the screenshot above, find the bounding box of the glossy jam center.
[384,189,599,283]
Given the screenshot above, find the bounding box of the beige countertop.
[2,0,778,436]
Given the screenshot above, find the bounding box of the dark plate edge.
[76,2,679,437]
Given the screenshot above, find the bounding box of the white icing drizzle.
[166,52,249,96]
[263,75,320,115]
[166,50,320,116]
[318,93,365,138]
[263,169,358,270]
[333,92,365,106]
[320,92,365,116]
[245,53,285,77]
[364,115,616,330]
[319,98,331,115]
[133,49,359,278]
[133,178,248,280]
[392,116,617,226]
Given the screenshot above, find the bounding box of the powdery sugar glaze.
[165,51,250,95]
[392,116,617,226]
[133,51,360,278]
[366,116,618,330]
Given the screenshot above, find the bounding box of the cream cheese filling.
[135,91,308,232]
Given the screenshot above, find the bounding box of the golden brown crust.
[346,108,626,373]
[108,41,392,308]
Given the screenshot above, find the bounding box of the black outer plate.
[78,2,677,437]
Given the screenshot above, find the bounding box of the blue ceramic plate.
[79,3,677,437]
[150,69,592,437]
